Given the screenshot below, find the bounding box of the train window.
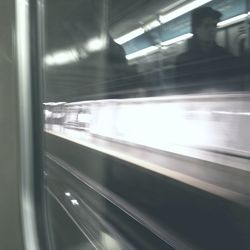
[41,0,250,249]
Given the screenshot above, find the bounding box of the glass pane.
[41,0,250,249]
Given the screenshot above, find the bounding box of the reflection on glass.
[42,0,250,249]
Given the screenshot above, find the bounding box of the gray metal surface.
[16,0,40,250]
[0,1,24,250]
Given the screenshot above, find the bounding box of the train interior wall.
[0,1,24,250]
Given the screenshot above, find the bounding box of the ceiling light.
[143,20,161,31]
[161,33,193,46]
[126,46,158,60]
[159,0,212,24]
[114,28,145,45]
[86,37,106,52]
[217,13,248,28]
[44,49,79,66]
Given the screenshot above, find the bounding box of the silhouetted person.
[104,36,148,98]
[175,7,244,93]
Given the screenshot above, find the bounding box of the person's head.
[192,7,222,43]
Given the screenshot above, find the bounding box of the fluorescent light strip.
[71,199,79,206]
[86,37,106,52]
[126,33,193,60]
[143,20,161,31]
[217,13,248,28]
[126,46,158,60]
[114,28,145,45]
[161,33,193,46]
[43,102,66,106]
[159,0,212,24]
[44,49,79,66]
[126,11,249,60]
[115,0,211,45]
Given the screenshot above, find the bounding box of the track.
[45,131,250,250]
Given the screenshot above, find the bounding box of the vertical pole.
[16,0,40,250]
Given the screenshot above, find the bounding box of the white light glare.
[43,102,66,106]
[65,192,71,197]
[44,110,52,118]
[126,46,158,60]
[114,28,145,45]
[212,111,250,116]
[71,199,79,206]
[159,0,212,24]
[45,49,79,66]
[143,20,161,31]
[86,37,106,52]
[161,33,193,46]
[217,13,248,28]
[78,113,91,123]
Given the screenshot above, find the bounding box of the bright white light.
[78,113,91,123]
[52,113,64,119]
[126,46,158,60]
[212,111,250,116]
[217,14,248,28]
[161,33,193,46]
[94,101,211,150]
[86,37,106,52]
[71,199,79,206]
[143,20,161,31]
[65,192,71,197]
[101,232,122,250]
[44,110,52,119]
[43,102,66,106]
[45,49,79,66]
[114,28,145,45]
[239,112,250,116]
[159,0,212,24]
[45,94,250,171]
